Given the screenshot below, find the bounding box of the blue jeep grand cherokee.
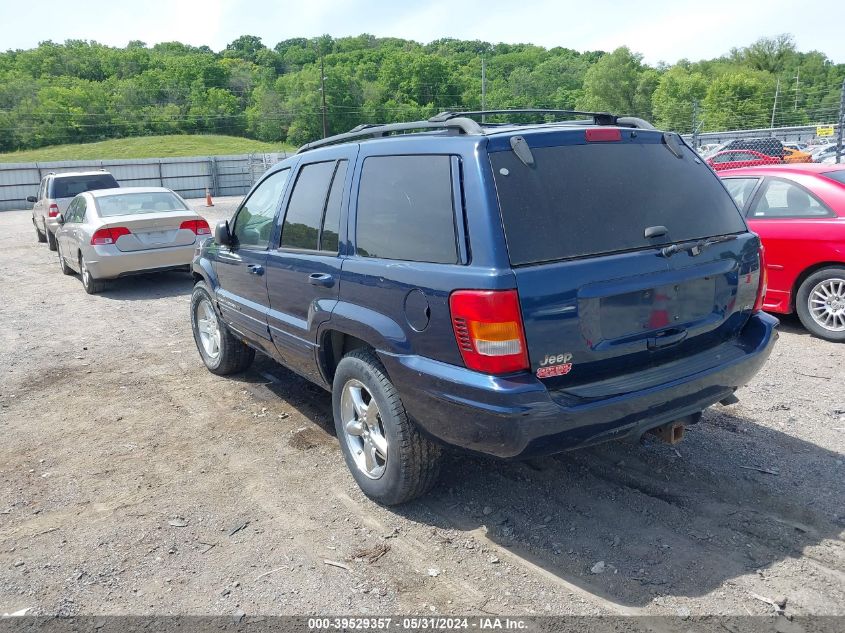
[190,110,777,504]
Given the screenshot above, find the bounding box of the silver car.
[28,170,119,251]
[54,187,210,294]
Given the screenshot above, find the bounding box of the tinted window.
[96,192,187,217]
[822,170,845,185]
[233,168,290,248]
[51,174,118,199]
[491,139,747,265]
[320,160,347,253]
[356,155,457,264]
[281,161,336,250]
[749,178,833,218]
[723,178,760,210]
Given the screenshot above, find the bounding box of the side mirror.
[26,196,37,203]
[215,220,232,247]
[56,213,64,225]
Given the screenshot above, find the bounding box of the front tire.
[796,267,845,342]
[333,348,442,505]
[190,281,255,375]
[57,243,73,275]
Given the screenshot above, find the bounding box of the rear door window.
[356,155,458,264]
[280,161,337,251]
[490,138,747,265]
[51,174,118,199]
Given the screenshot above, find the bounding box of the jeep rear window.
[490,141,746,265]
[50,175,118,199]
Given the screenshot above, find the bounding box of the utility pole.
[481,56,487,123]
[770,77,780,135]
[793,68,800,111]
[836,78,844,164]
[319,52,328,139]
[691,99,700,150]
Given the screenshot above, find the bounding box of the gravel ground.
[0,197,843,617]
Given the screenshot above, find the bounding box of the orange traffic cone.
[205,187,214,207]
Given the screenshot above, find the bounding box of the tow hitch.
[649,422,686,444]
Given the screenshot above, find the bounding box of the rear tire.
[57,243,73,275]
[190,281,255,375]
[79,254,106,294]
[35,222,46,243]
[333,348,442,505]
[796,267,845,342]
[46,228,57,251]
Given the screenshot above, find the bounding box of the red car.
[719,163,845,341]
[707,149,780,171]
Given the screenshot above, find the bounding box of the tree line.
[0,33,842,152]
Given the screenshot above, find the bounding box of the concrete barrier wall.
[0,152,288,211]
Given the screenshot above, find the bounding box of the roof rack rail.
[297,117,484,154]
[431,109,656,130]
[430,109,618,126]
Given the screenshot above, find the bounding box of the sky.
[0,0,843,64]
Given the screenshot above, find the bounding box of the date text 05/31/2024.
[307,617,528,630]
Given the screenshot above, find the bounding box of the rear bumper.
[85,244,196,279]
[380,312,778,458]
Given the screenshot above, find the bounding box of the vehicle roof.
[718,163,845,177]
[50,170,115,178]
[84,186,176,198]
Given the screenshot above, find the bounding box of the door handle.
[309,273,335,288]
[247,264,264,276]
[647,328,688,350]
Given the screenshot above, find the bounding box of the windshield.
[491,138,747,265]
[96,192,188,217]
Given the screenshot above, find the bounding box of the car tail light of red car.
[180,219,211,235]
[753,246,767,313]
[450,289,529,374]
[91,227,131,245]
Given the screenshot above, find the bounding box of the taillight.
[449,290,529,374]
[753,246,767,312]
[585,128,621,142]
[180,219,211,235]
[48,203,60,217]
[91,227,130,245]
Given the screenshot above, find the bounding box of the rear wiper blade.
[661,234,738,258]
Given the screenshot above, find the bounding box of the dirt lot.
[1,197,843,618]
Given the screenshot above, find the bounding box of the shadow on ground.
[93,270,194,300]
[238,353,843,609]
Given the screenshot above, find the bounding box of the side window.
[356,155,458,264]
[280,161,337,250]
[712,153,730,164]
[232,168,290,249]
[320,160,347,253]
[722,178,759,211]
[63,199,78,221]
[38,178,46,200]
[70,197,87,223]
[749,179,833,219]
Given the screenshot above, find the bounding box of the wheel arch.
[791,261,845,312]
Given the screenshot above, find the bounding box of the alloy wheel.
[340,379,388,479]
[808,278,845,332]
[196,298,221,359]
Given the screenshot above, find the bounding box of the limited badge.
[536,352,573,378]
